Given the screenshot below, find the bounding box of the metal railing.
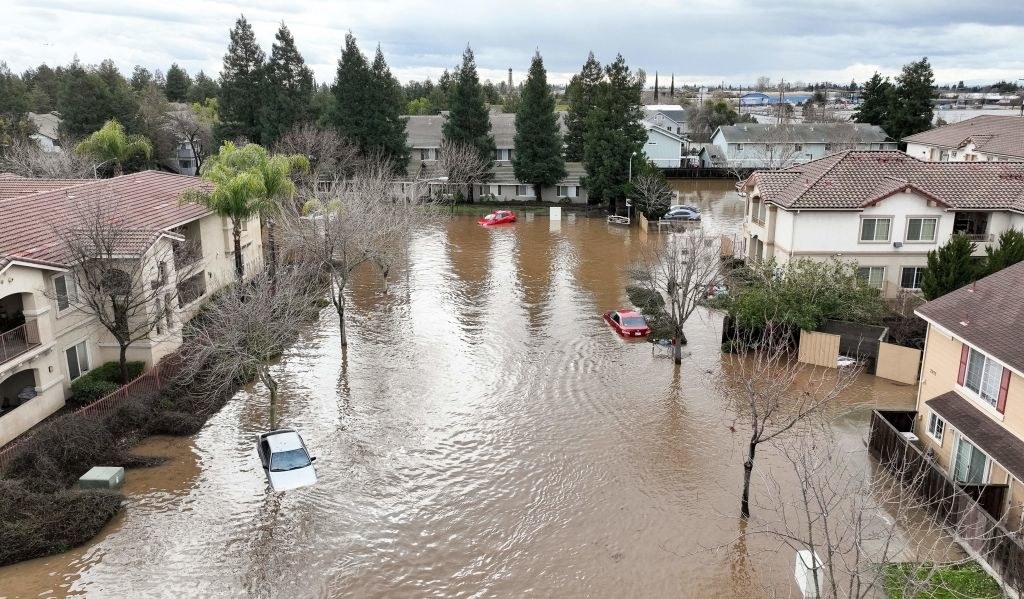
[0,320,41,365]
[954,232,994,243]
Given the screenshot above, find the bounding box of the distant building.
[712,123,896,169]
[641,105,689,168]
[27,112,61,152]
[642,105,688,137]
[903,115,1024,162]
[739,92,772,107]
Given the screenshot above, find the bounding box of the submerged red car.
[604,310,650,337]
[478,210,517,225]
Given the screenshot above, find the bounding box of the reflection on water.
[0,184,919,598]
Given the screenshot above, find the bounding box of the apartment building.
[904,115,1024,163]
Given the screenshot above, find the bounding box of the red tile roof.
[0,171,211,269]
[750,150,1024,211]
[916,261,1024,375]
[902,115,1024,159]
[0,173,92,200]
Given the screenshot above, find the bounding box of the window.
[860,217,891,242]
[178,159,193,170]
[953,437,988,484]
[824,143,833,151]
[53,273,77,312]
[517,185,535,197]
[65,341,90,381]
[927,413,945,443]
[736,144,744,151]
[963,348,1003,407]
[557,185,577,198]
[157,261,168,286]
[419,148,432,161]
[857,266,885,289]
[794,144,802,151]
[495,148,513,161]
[154,298,164,335]
[906,217,937,242]
[164,293,173,329]
[900,266,926,289]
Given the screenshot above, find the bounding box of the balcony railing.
[173,245,203,269]
[751,216,765,226]
[954,232,994,243]
[0,320,41,365]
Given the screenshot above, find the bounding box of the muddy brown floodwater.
[0,181,919,598]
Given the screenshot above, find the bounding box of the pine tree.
[165,63,192,102]
[984,229,1024,276]
[58,60,139,137]
[187,71,220,104]
[261,22,315,146]
[669,73,675,99]
[582,54,646,211]
[564,52,602,162]
[654,71,659,102]
[885,57,935,142]
[921,235,979,300]
[512,52,566,202]
[443,45,495,201]
[217,15,266,144]
[367,46,410,173]
[130,66,153,92]
[0,63,31,146]
[330,32,374,151]
[852,72,892,127]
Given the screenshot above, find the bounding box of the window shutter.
[996,368,1011,414]
[957,345,969,385]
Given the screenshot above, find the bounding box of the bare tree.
[630,172,674,219]
[720,325,859,518]
[437,140,490,208]
[163,104,215,173]
[755,76,772,92]
[627,230,724,364]
[53,197,201,383]
[273,124,361,194]
[750,126,804,169]
[0,137,93,179]
[174,268,320,429]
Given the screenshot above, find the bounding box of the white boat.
[607,215,630,226]
[735,181,747,197]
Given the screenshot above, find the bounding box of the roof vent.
[960,313,970,327]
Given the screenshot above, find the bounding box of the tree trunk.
[119,344,129,384]
[267,218,278,284]
[673,337,683,364]
[337,296,347,347]
[467,183,475,203]
[233,219,244,280]
[741,438,757,518]
[266,372,278,430]
[535,183,543,203]
[113,161,123,177]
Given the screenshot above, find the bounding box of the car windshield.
[622,316,646,326]
[270,448,310,472]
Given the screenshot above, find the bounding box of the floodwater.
[0,181,920,598]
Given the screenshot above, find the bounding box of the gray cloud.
[5,0,1023,87]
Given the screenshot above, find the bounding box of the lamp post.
[628,150,639,182]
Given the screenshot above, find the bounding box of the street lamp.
[628,150,639,182]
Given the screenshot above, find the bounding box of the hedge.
[69,360,146,406]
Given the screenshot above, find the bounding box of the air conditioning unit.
[893,241,903,248]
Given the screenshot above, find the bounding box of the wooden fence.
[869,410,1024,591]
[797,330,841,368]
[875,342,923,385]
[0,358,178,474]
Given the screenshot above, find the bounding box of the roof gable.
[903,115,1024,159]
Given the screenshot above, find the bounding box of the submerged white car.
[257,429,318,492]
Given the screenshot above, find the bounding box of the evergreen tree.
[96,59,141,132]
[885,57,935,142]
[130,66,154,92]
[442,45,495,201]
[24,64,59,112]
[217,15,266,144]
[582,54,646,211]
[669,73,674,99]
[984,228,1024,276]
[0,63,31,146]
[512,52,566,201]
[58,60,138,137]
[654,71,659,102]
[852,72,892,126]
[920,235,979,300]
[330,32,374,150]
[367,46,410,172]
[187,71,220,104]
[165,63,192,102]
[564,52,602,162]
[261,23,315,146]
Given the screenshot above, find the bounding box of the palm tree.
[75,119,153,177]
[181,142,307,280]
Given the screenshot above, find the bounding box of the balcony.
[954,232,994,243]
[0,320,41,365]
[173,244,203,270]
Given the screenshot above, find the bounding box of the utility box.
[549,206,562,221]
[79,466,125,490]
[794,549,823,598]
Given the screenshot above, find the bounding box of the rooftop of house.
[916,260,1024,376]
[902,115,1024,159]
[747,150,1024,211]
[643,106,688,125]
[405,112,567,150]
[0,171,210,272]
[715,123,893,144]
[926,391,1024,481]
[27,111,61,140]
[0,173,91,200]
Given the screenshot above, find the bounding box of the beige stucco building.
[913,262,1024,531]
[0,171,263,447]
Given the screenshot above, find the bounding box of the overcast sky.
[5,0,1024,88]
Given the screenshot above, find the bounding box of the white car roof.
[265,430,303,452]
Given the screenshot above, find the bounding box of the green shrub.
[69,378,119,406]
[90,361,146,383]
[558,197,572,205]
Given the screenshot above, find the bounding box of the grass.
[884,562,1003,599]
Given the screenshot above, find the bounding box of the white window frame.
[905,217,938,243]
[926,412,945,444]
[517,185,535,197]
[961,347,1004,409]
[53,273,78,313]
[557,185,578,198]
[857,266,885,289]
[900,266,926,290]
[859,217,892,243]
[952,434,990,485]
[65,340,91,381]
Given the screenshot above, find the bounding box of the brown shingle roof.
[0,174,91,200]
[916,261,1024,375]
[903,115,1024,159]
[0,170,211,269]
[750,150,1024,210]
[926,391,1024,481]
